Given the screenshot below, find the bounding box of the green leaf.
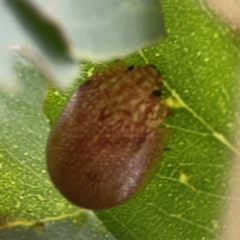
[1,0,240,239]
[0,60,115,239]
[44,0,240,240]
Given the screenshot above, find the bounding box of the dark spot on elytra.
[150,65,161,76]
[127,65,134,71]
[164,147,171,151]
[150,64,157,69]
[152,89,161,97]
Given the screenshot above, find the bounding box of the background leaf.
[1,0,165,90]
[33,0,166,60]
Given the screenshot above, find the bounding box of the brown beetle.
[46,62,170,210]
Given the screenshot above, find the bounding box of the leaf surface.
[44,0,240,239]
[1,0,240,239]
